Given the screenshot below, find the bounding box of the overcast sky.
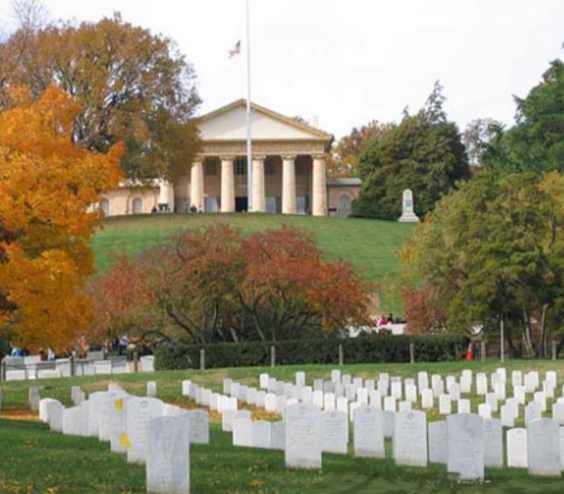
[1,0,563,137]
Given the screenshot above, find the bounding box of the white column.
[282,155,297,215]
[312,154,327,216]
[252,155,266,213]
[221,156,235,213]
[190,159,204,211]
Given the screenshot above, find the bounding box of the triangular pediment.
[196,99,332,142]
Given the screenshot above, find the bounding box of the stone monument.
[398,189,420,223]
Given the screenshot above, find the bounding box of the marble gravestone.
[62,406,80,436]
[320,411,349,455]
[483,419,503,468]
[354,406,385,458]
[393,410,427,467]
[233,417,253,447]
[398,189,420,223]
[447,414,484,481]
[428,420,447,464]
[187,410,209,445]
[271,421,285,450]
[507,428,527,468]
[47,400,64,433]
[126,397,164,464]
[146,416,190,494]
[252,420,272,449]
[527,418,561,477]
[110,396,131,454]
[285,404,322,469]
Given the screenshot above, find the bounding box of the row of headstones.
[226,369,564,425]
[280,405,564,479]
[38,382,208,494]
[6,355,155,381]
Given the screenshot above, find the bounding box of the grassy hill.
[92,214,415,312]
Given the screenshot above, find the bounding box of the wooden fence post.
[338,344,344,366]
[270,345,276,368]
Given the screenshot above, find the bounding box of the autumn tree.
[0,11,200,182]
[0,86,122,350]
[89,225,374,344]
[238,227,373,341]
[88,255,159,342]
[329,120,393,178]
[401,170,564,357]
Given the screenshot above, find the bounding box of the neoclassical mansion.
[98,100,360,217]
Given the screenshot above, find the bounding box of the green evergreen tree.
[353,82,470,220]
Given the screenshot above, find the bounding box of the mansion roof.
[196,99,333,143]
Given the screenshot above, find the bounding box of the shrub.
[154,334,468,370]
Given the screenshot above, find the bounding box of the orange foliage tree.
[0,86,122,351]
[88,225,374,344]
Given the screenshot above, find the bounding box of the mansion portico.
[98,100,360,217]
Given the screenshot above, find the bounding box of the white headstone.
[428,420,447,464]
[439,395,451,415]
[527,418,561,477]
[525,402,542,425]
[271,421,285,450]
[478,403,492,420]
[233,416,253,447]
[393,410,427,467]
[252,420,272,449]
[110,395,131,454]
[46,400,64,433]
[126,397,164,464]
[447,414,484,481]
[321,411,349,454]
[285,404,322,469]
[507,428,527,468]
[353,406,384,458]
[421,389,434,409]
[457,399,470,414]
[484,418,503,468]
[146,416,190,494]
[188,410,209,445]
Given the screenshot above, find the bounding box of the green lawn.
[92,214,415,312]
[2,360,564,493]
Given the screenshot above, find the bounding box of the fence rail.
[0,354,155,382]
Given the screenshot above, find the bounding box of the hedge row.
[154,334,469,370]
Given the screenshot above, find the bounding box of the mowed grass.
[2,360,564,493]
[92,214,415,312]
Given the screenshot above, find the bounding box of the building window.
[132,197,143,214]
[235,157,247,175]
[205,161,217,176]
[99,198,110,217]
[338,194,352,217]
[265,161,276,175]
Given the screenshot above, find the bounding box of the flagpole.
[245,0,253,211]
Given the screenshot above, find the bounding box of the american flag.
[229,40,241,59]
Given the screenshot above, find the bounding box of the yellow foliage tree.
[0,86,122,351]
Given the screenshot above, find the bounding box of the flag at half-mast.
[229,40,241,58]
